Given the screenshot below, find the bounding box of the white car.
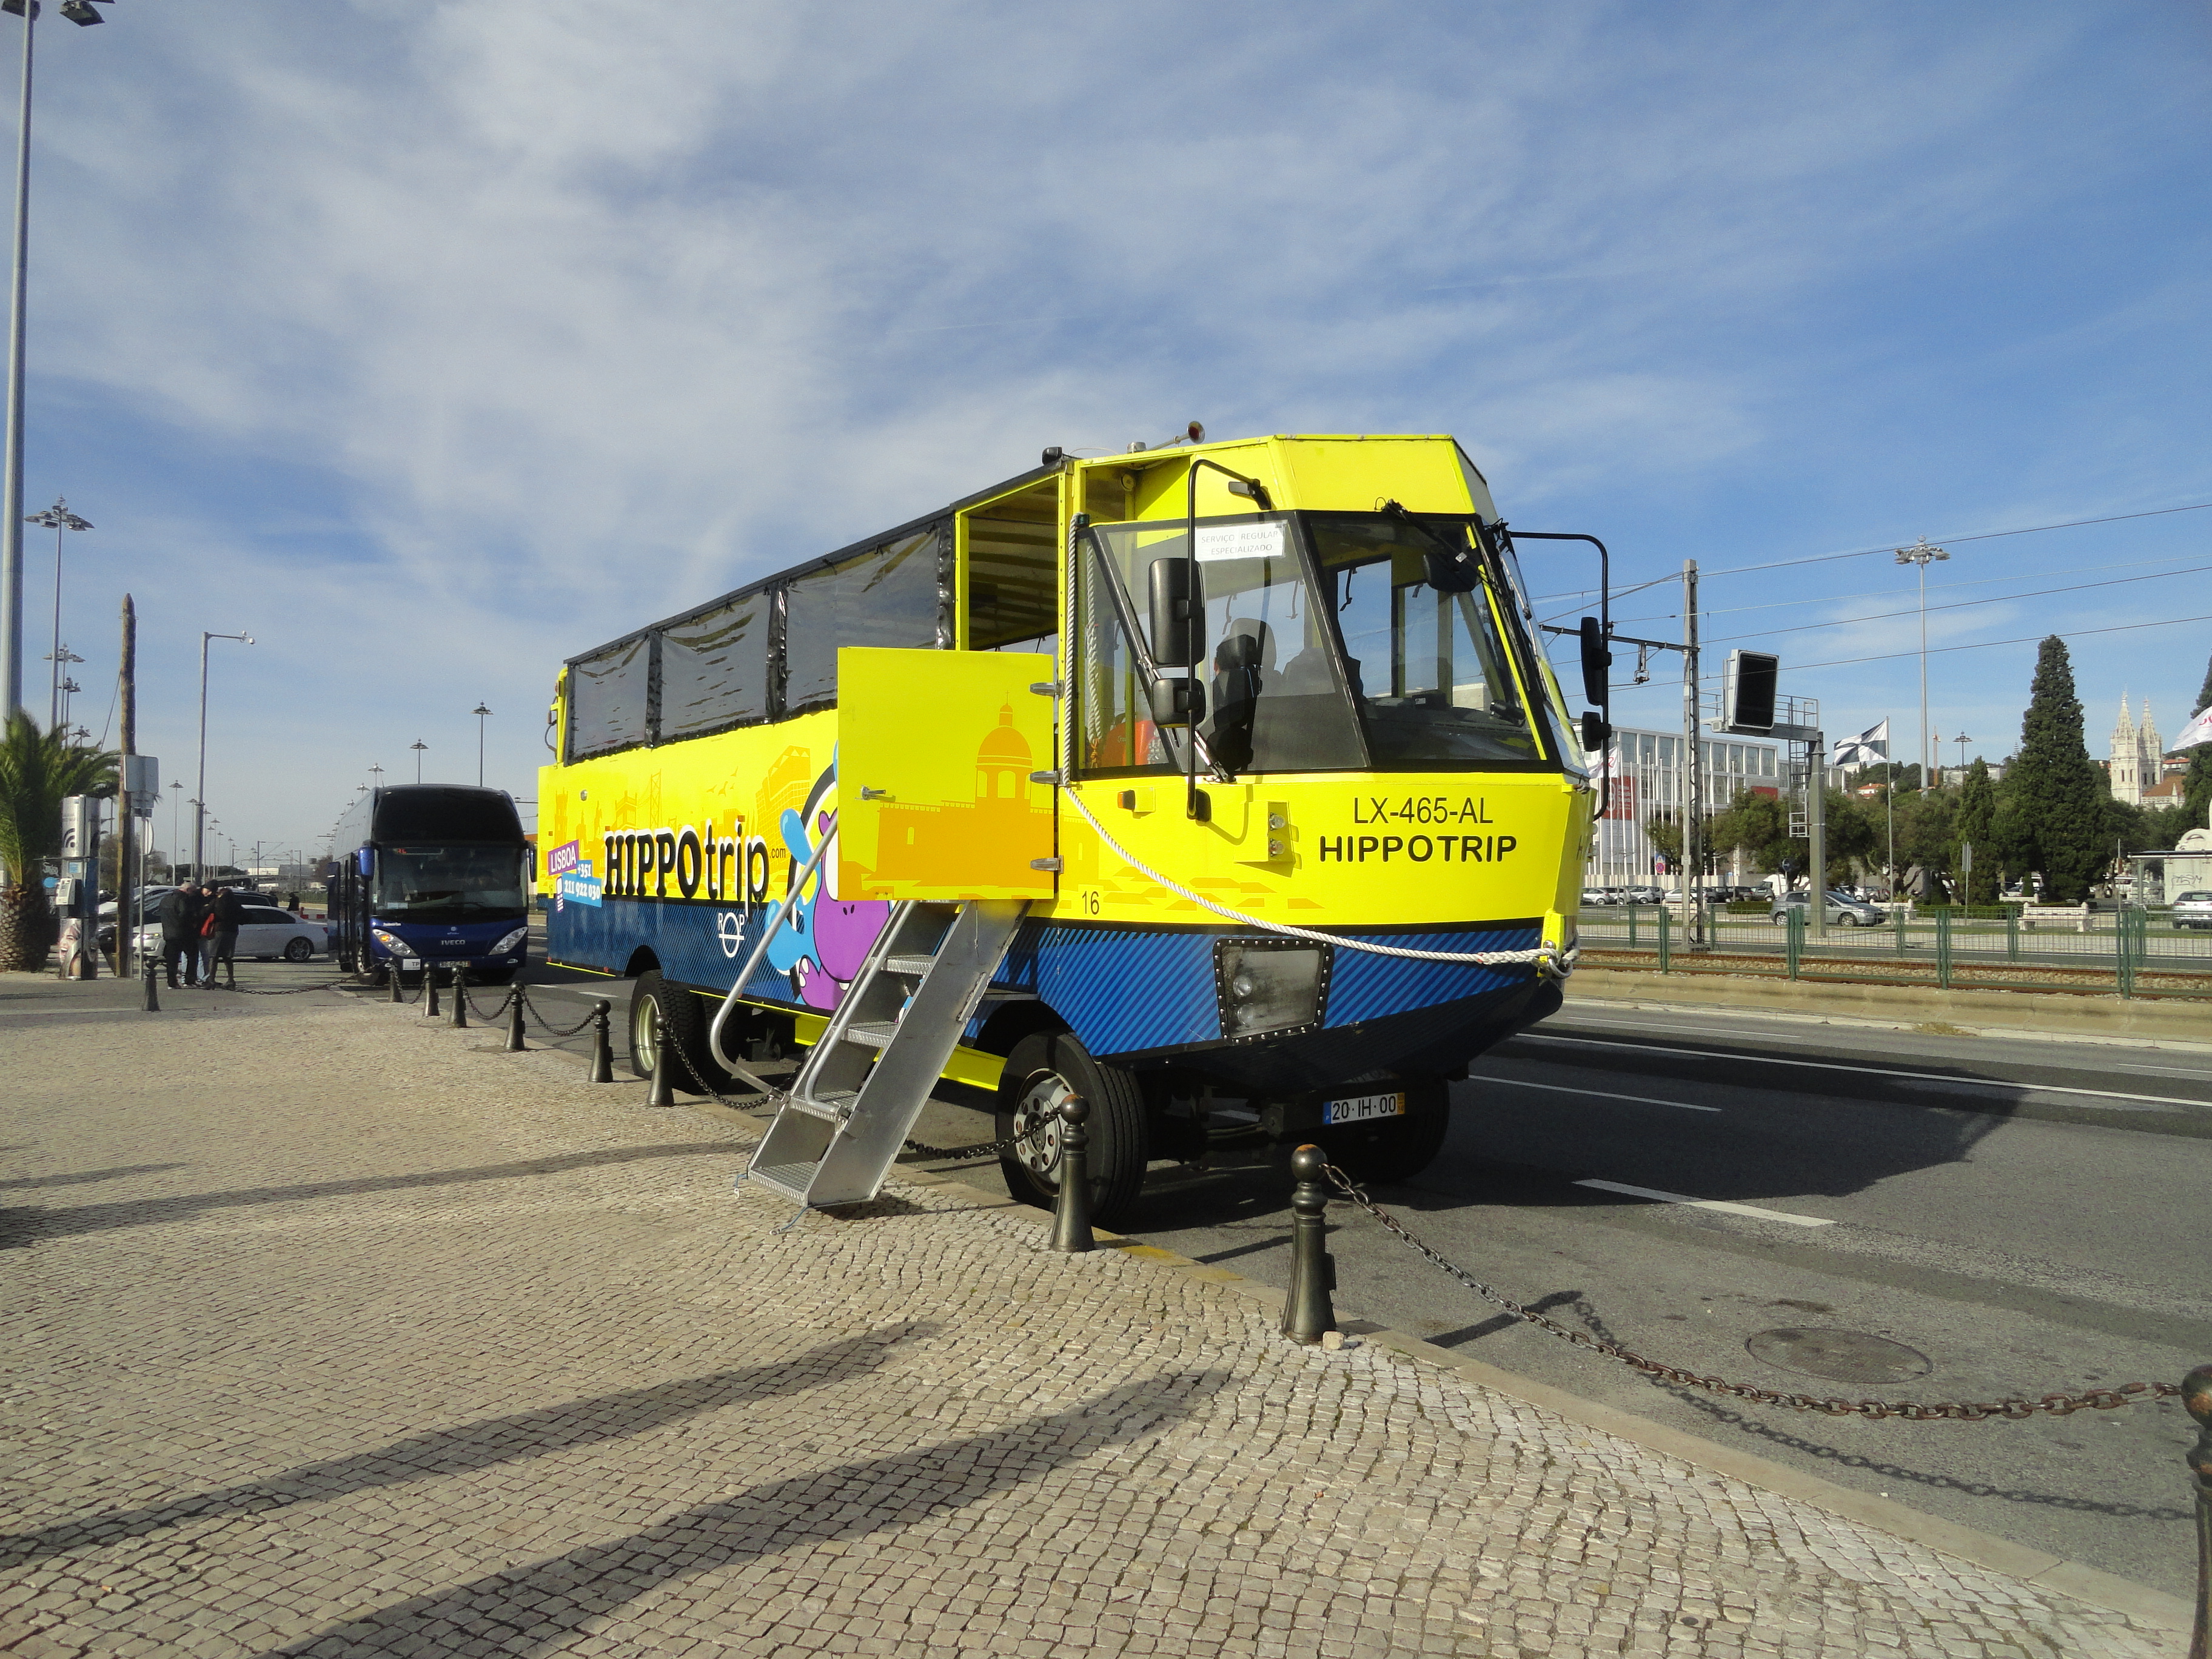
[2172,890,2212,931]
[136,903,329,962]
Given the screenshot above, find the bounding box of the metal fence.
[1574,905,2212,1000]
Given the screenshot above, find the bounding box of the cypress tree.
[2180,649,2212,829]
[1953,759,1998,902]
[2005,637,2109,900]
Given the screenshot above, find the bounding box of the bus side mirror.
[1148,678,1205,726]
[1148,558,1204,667]
[1580,712,1609,754]
[1577,617,1611,707]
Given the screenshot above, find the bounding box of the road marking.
[1521,1033,2211,1108]
[1488,1077,1720,1113]
[1573,1179,1836,1227]
[1549,1014,2212,1081]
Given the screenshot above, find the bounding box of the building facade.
[1589,726,1782,891]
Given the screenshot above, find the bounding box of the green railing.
[1572,904,2211,1001]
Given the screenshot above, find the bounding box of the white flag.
[1831,719,1890,768]
[2176,703,2212,749]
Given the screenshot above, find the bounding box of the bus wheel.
[1322,1078,1450,1187]
[995,1030,1148,1227]
[628,970,729,1091]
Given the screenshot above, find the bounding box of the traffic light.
[1721,650,1778,734]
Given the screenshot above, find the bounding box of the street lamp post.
[409,738,426,783]
[1954,732,1972,778]
[0,0,118,718]
[193,629,252,878]
[1894,538,1949,794]
[27,494,85,726]
[472,703,491,787]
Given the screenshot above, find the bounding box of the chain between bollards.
[2187,1364,2210,1659]
[1281,1144,1338,1346]
[1048,1095,1093,1253]
[588,999,615,1082]
[141,953,160,1013]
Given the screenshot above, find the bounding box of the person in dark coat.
[158,885,206,988]
[204,885,247,988]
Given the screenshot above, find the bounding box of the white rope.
[1058,787,1574,974]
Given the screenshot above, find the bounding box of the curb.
[358,988,2194,1638]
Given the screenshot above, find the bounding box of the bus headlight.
[492,927,529,956]
[1214,942,1330,1039]
[372,930,416,958]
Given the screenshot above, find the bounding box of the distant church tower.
[2109,692,2161,805]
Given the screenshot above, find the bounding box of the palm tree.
[0,711,118,971]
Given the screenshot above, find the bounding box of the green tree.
[2002,636,2110,902]
[1820,789,1880,886]
[1643,809,1682,871]
[1952,759,1999,902]
[2176,648,2212,830]
[0,712,118,971]
[1708,788,1792,876]
[1895,788,1958,889]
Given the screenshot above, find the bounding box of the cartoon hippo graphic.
[765,757,891,1011]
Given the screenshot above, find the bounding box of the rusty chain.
[1321,1162,2180,1421]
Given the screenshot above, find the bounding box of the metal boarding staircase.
[735,896,1028,1213]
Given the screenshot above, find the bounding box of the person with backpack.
[158,884,207,988]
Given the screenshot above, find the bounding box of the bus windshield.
[1077,512,1554,776]
[374,845,530,921]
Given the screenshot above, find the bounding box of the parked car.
[133,905,327,962]
[2171,891,2212,931]
[1772,890,1886,927]
[1622,885,1664,905]
[1580,886,1611,907]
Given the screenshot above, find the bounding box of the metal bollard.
[2185,1364,2210,1659]
[141,953,160,1013]
[588,1000,615,1082]
[1048,1094,1094,1253]
[1281,1144,1338,1346]
[424,967,441,1019]
[449,969,469,1028]
[504,987,526,1051]
[645,1013,676,1107]
[387,957,403,1002]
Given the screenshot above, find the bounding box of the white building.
[2108,693,2162,805]
[1589,726,1783,891]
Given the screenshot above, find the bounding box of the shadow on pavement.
[249,1369,1225,1658]
[0,1141,731,1248]
[0,1324,943,1567]
[0,1162,188,1190]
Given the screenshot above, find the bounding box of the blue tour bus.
[330,785,534,983]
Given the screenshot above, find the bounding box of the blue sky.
[15,0,2211,857]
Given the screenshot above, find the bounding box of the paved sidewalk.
[0,975,2189,1657]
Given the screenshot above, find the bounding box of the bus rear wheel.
[995,1029,1149,1227]
[1320,1077,1450,1187]
[628,970,730,1093]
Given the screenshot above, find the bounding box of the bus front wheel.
[996,1029,1149,1227]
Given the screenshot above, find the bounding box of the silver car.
[2172,890,2212,931]
[1771,890,1886,927]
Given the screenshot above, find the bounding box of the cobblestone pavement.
[0,976,2188,1657]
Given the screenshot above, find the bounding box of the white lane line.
[1549,1015,2212,1082]
[1489,1077,1720,1113]
[1573,1179,1837,1227]
[1522,1033,2210,1108]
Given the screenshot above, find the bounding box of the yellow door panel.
[838,648,1057,900]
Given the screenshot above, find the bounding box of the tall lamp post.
[409,739,426,783]
[1894,538,1948,794]
[1954,732,1972,778]
[472,702,491,786]
[0,0,118,719]
[27,494,85,725]
[193,629,252,878]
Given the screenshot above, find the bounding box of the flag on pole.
[2175,703,2212,750]
[1831,719,1890,768]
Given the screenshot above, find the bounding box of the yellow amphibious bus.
[537,434,1603,1225]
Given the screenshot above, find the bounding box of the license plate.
[1322,1091,1405,1126]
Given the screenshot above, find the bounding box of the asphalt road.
[508,962,2211,1601]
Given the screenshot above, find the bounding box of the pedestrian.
[204,884,247,988]
[286,890,299,913]
[158,884,206,988]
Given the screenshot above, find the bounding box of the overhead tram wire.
[1786,612,2212,672]
[1697,561,2212,645]
[1525,498,2212,611]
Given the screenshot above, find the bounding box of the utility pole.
[115,592,133,975]
[1895,538,1948,796]
[1680,560,1703,944]
[1807,734,1827,941]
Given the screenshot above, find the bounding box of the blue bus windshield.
[374,845,528,922]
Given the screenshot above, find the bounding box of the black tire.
[283,936,313,962]
[995,1029,1150,1227]
[1321,1078,1450,1187]
[628,970,730,1091]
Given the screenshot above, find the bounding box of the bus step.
[746,1161,820,1204]
[880,956,936,976]
[780,1091,854,1122]
[977,986,1038,1002]
[843,1022,898,1049]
